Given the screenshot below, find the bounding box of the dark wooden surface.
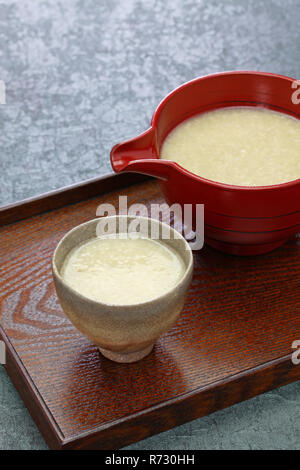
[0,174,299,450]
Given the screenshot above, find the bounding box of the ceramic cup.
[52,216,193,363]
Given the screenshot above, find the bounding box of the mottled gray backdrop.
[0,0,299,450]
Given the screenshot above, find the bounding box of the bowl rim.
[151,70,300,192]
[52,215,194,309]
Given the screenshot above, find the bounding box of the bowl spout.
[110,127,172,180]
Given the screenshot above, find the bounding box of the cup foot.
[99,344,154,363]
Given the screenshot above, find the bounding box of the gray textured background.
[0,0,299,450]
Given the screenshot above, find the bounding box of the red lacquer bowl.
[110,71,300,255]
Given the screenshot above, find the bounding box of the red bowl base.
[205,237,289,256]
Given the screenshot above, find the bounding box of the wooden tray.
[0,173,299,450]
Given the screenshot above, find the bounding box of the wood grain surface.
[0,174,299,449]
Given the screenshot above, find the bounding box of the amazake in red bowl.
[110,71,300,255]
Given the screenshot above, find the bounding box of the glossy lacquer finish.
[111,71,300,255]
[0,174,300,450]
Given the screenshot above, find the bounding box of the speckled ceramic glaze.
[52,216,193,363]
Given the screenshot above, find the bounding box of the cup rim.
[151,70,300,192]
[52,215,194,309]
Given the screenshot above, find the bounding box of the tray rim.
[0,172,299,450]
[62,352,296,449]
[0,172,151,227]
[1,319,297,449]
